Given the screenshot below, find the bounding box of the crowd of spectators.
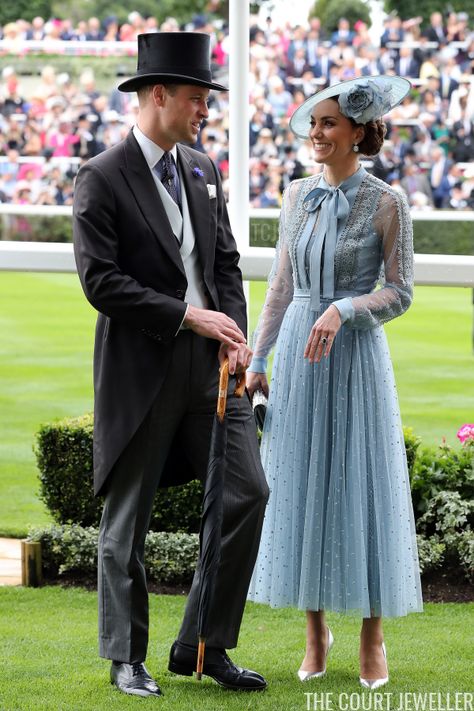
[1,9,474,210]
[0,61,139,205]
[0,12,162,46]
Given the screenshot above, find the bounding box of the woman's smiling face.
[309,98,364,167]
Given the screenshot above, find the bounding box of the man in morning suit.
[73,31,269,697]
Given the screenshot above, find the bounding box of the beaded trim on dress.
[283,172,413,303]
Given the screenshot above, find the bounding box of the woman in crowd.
[247,76,423,688]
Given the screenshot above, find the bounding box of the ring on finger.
[321,336,328,345]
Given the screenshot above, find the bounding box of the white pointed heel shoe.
[298,628,334,681]
[360,642,389,690]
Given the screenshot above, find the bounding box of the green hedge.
[410,439,474,518]
[27,524,199,584]
[2,213,473,256]
[34,416,473,583]
[413,220,474,256]
[26,521,472,585]
[412,439,474,582]
[416,493,474,583]
[0,215,73,243]
[250,215,474,255]
[34,414,203,534]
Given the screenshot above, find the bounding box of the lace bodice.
[249,169,414,372]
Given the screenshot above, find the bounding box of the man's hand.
[218,342,253,375]
[246,371,269,399]
[184,305,246,346]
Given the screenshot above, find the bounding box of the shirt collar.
[132,124,178,170]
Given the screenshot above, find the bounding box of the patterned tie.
[156,151,181,209]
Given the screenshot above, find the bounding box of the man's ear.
[152,84,166,107]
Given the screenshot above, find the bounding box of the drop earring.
[353,143,360,153]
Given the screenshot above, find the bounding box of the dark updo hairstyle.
[329,97,387,156]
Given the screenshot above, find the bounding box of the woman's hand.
[304,304,342,363]
[246,371,269,399]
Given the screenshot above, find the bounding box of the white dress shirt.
[132,125,210,327]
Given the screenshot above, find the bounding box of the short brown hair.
[136,82,179,105]
[136,84,153,104]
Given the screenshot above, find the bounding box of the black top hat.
[118,32,227,93]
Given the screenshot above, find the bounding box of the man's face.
[157,84,210,147]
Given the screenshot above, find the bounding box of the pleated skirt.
[248,291,423,617]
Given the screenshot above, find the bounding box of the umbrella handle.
[235,372,246,398]
[217,360,246,421]
[196,636,205,680]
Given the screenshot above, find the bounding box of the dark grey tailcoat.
[73,132,246,495]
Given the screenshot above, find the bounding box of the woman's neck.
[324,160,360,187]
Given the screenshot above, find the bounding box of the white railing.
[0,39,137,57]
[2,203,474,222]
[0,156,81,166]
[1,39,471,58]
[1,240,473,287]
[0,205,473,286]
[249,207,474,223]
[0,204,72,217]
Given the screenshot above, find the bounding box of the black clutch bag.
[252,390,267,431]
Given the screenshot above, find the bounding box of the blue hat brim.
[289,75,411,139]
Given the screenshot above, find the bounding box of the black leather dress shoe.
[168,640,267,691]
[110,661,162,697]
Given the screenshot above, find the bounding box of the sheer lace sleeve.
[333,190,413,330]
[248,183,297,372]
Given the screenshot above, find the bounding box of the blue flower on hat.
[338,78,393,124]
[192,166,204,178]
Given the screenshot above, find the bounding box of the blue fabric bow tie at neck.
[301,183,351,311]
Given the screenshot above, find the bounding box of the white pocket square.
[207,184,216,199]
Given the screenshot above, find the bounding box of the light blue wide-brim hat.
[289,75,411,139]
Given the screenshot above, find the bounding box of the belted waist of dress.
[293,289,360,302]
[301,184,350,311]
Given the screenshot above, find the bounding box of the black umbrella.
[196,358,246,679]
[252,390,267,432]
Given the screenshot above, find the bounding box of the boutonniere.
[207,184,216,199]
[192,166,204,178]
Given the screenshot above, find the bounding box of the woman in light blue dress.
[247,77,423,688]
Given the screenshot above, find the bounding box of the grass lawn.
[0,587,472,711]
[0,273,95,537]
[0,273,473,538]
